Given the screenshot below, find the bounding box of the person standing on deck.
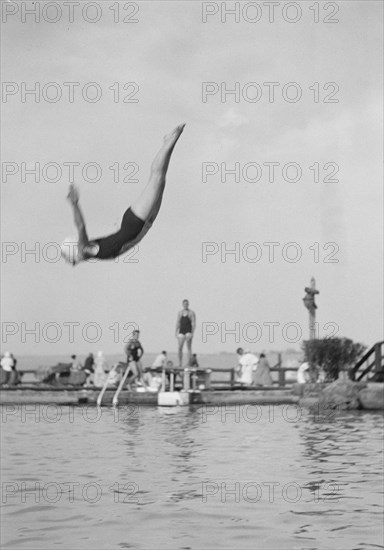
[0,352,14,385]
[236,348,258,386]
[175,299,196,367]
[83,353,94,373]
[125,330,145,385]
[152,351,167,368]
[70,355,82,371]
[94,351,108,387]
[82,353,95,385]
[253,353,273,386]
[188,354,199,368]
[9,353,20,385]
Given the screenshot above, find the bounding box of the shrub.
[302,337,366,381]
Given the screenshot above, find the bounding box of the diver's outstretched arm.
[67,185,90,248]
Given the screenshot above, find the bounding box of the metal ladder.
[96,364,118,407]
[112,364,133,407]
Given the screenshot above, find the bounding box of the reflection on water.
[1,405,383,550]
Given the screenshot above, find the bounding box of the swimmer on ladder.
[61,124,185,265]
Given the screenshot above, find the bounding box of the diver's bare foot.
[163,123,185,146]
[67,184,79,204]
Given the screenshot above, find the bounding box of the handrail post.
[161,368,166,392]
[230,368,235,389]
[278,354,285,386]
[205,369,212,390]
[170,371,175,392]
[183,368,190,391]
[191,369,197,391]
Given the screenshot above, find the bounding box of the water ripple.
[1,406,383,549]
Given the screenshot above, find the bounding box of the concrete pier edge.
[1,382,383,409]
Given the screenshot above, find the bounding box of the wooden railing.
[8,357,299,391]
[213,367,297,389]
[8,344,384,392]
[164,355,298,390]
[350,341,384,382]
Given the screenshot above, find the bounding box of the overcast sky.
[1,1,382,356]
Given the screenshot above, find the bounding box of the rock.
[292,382,326,397]
[359,383,384,410]
[318,379,366,410]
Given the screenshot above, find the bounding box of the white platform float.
[157,391,191,406]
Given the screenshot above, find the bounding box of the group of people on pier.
[74,324,201,391]
[235,348,273,387]
[1,300,276,391]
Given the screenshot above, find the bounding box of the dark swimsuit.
[126,340,144,362]
[90,208,145,260]
[179,313,192,335]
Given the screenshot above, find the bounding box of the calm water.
[1,405,383,550]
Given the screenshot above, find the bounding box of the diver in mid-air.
[61,123,185,265]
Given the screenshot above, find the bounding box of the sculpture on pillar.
[303,277,319,340]
[303,283,319,314]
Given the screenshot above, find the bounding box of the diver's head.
[61,237,80,266]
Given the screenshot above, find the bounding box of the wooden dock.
[0,385,299,406]
[1,350,382,408]
[0,361,300,406]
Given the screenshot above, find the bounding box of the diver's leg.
[131,124,185,222]
[177,334,185,367]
